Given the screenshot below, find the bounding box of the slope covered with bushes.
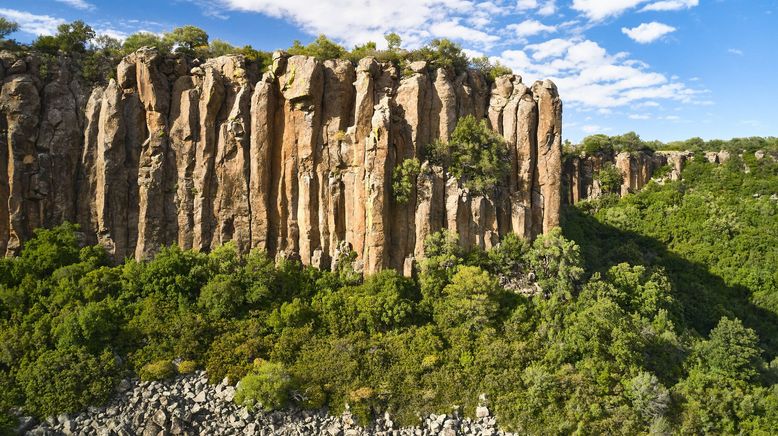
[1,151,777,434]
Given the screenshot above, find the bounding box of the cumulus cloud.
[54,0,96,11]
[494,37,702,108]
[622,22,676,43]
[641,0,698,12]
[728,48,744,55]
[571,0,646,21]
[0,8,66,36]
[220,0,498,48]
[507,19,556,37]
[573,0,698,20]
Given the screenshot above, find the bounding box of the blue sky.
[1,0,775,143]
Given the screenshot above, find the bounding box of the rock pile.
[23,372,512,435]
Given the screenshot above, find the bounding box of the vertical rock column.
[37,60,86,228]
[168,75,199,250]
[513,81,538,238]
[317,59,355,268]
[210,56,252,253]
[192,62,224,252]
[134,48,171,259]
[1,73,41,255]
[394,61,431,270]
[273,55,324,262]
[343,58,378,267]
[249,74,275,252]
[532,79,562,235]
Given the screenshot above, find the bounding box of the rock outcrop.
[563,150,707,204]
[0,49,563,272]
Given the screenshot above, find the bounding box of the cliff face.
[563,150,696,204]
[0,49,563,273]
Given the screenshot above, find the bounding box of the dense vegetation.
[0,19,511,86]
[1,149,776,434]
[574,131,778,156]
[426,115,510,195]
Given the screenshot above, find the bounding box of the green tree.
[17,346,118,417]
[164,25,209,56]
[385,32,402,51]
[427,115,509,195]
[595,162,624,195]
[0,18,19,39]
[691,317,761,381]
[434,265,501,332]
[528,228,584,298]
[34,20,95,54]
[582,134,613,155]
[409,38,469,73]
[209,39,236,57]
[288,35,345,60]
[122,32,172,54]
[392,158,421,204]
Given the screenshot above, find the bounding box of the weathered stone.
[532,79,562,235]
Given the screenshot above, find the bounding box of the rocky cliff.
[0,49,562,273]
[562,149,740,204]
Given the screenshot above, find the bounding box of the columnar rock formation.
[563,150,694,204]
[0,50,563,273]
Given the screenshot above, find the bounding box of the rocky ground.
[21,372,511,435]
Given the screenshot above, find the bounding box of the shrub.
[18,347,118,417]
[408,38,469,74]
[234,361,292,411]
[427,115,508,195]
[177,360,198,374]
[596,162,624,194]
[198,274,245,318]
[288,35,346,60]
[392,158,421,204]
[139,359,177,381]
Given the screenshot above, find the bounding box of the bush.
[596,162,624,194]
[288,35,346,60]
[17,347,118,417]
[198,274,245,318]
[392,158,421,204]
[427,115,508,195]
[139,359,177,381]
[234,361,292,411]
[177,360,198,374]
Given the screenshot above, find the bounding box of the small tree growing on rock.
[426,115,509,195]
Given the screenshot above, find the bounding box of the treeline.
[0,17,510,85]
[572,131,778,155]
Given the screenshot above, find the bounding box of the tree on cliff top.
[164,25,209,56]
[288,35,346,60]
[0,18,18,40]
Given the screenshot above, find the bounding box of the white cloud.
[629,114,651,119]
[728,48,744,55]
[0,8,66,36]
[582,124,610,133]
[54,0,96,10]
[641,0,698,12]
[622,22,676,43]
[507,19,556,37]
[95,28,130,41]
[571,0,646,20]
[516,0,538,10]
[220,0,497,48]
[538,1,556,15]
[430,19,499,44]
[495,37,702,109]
